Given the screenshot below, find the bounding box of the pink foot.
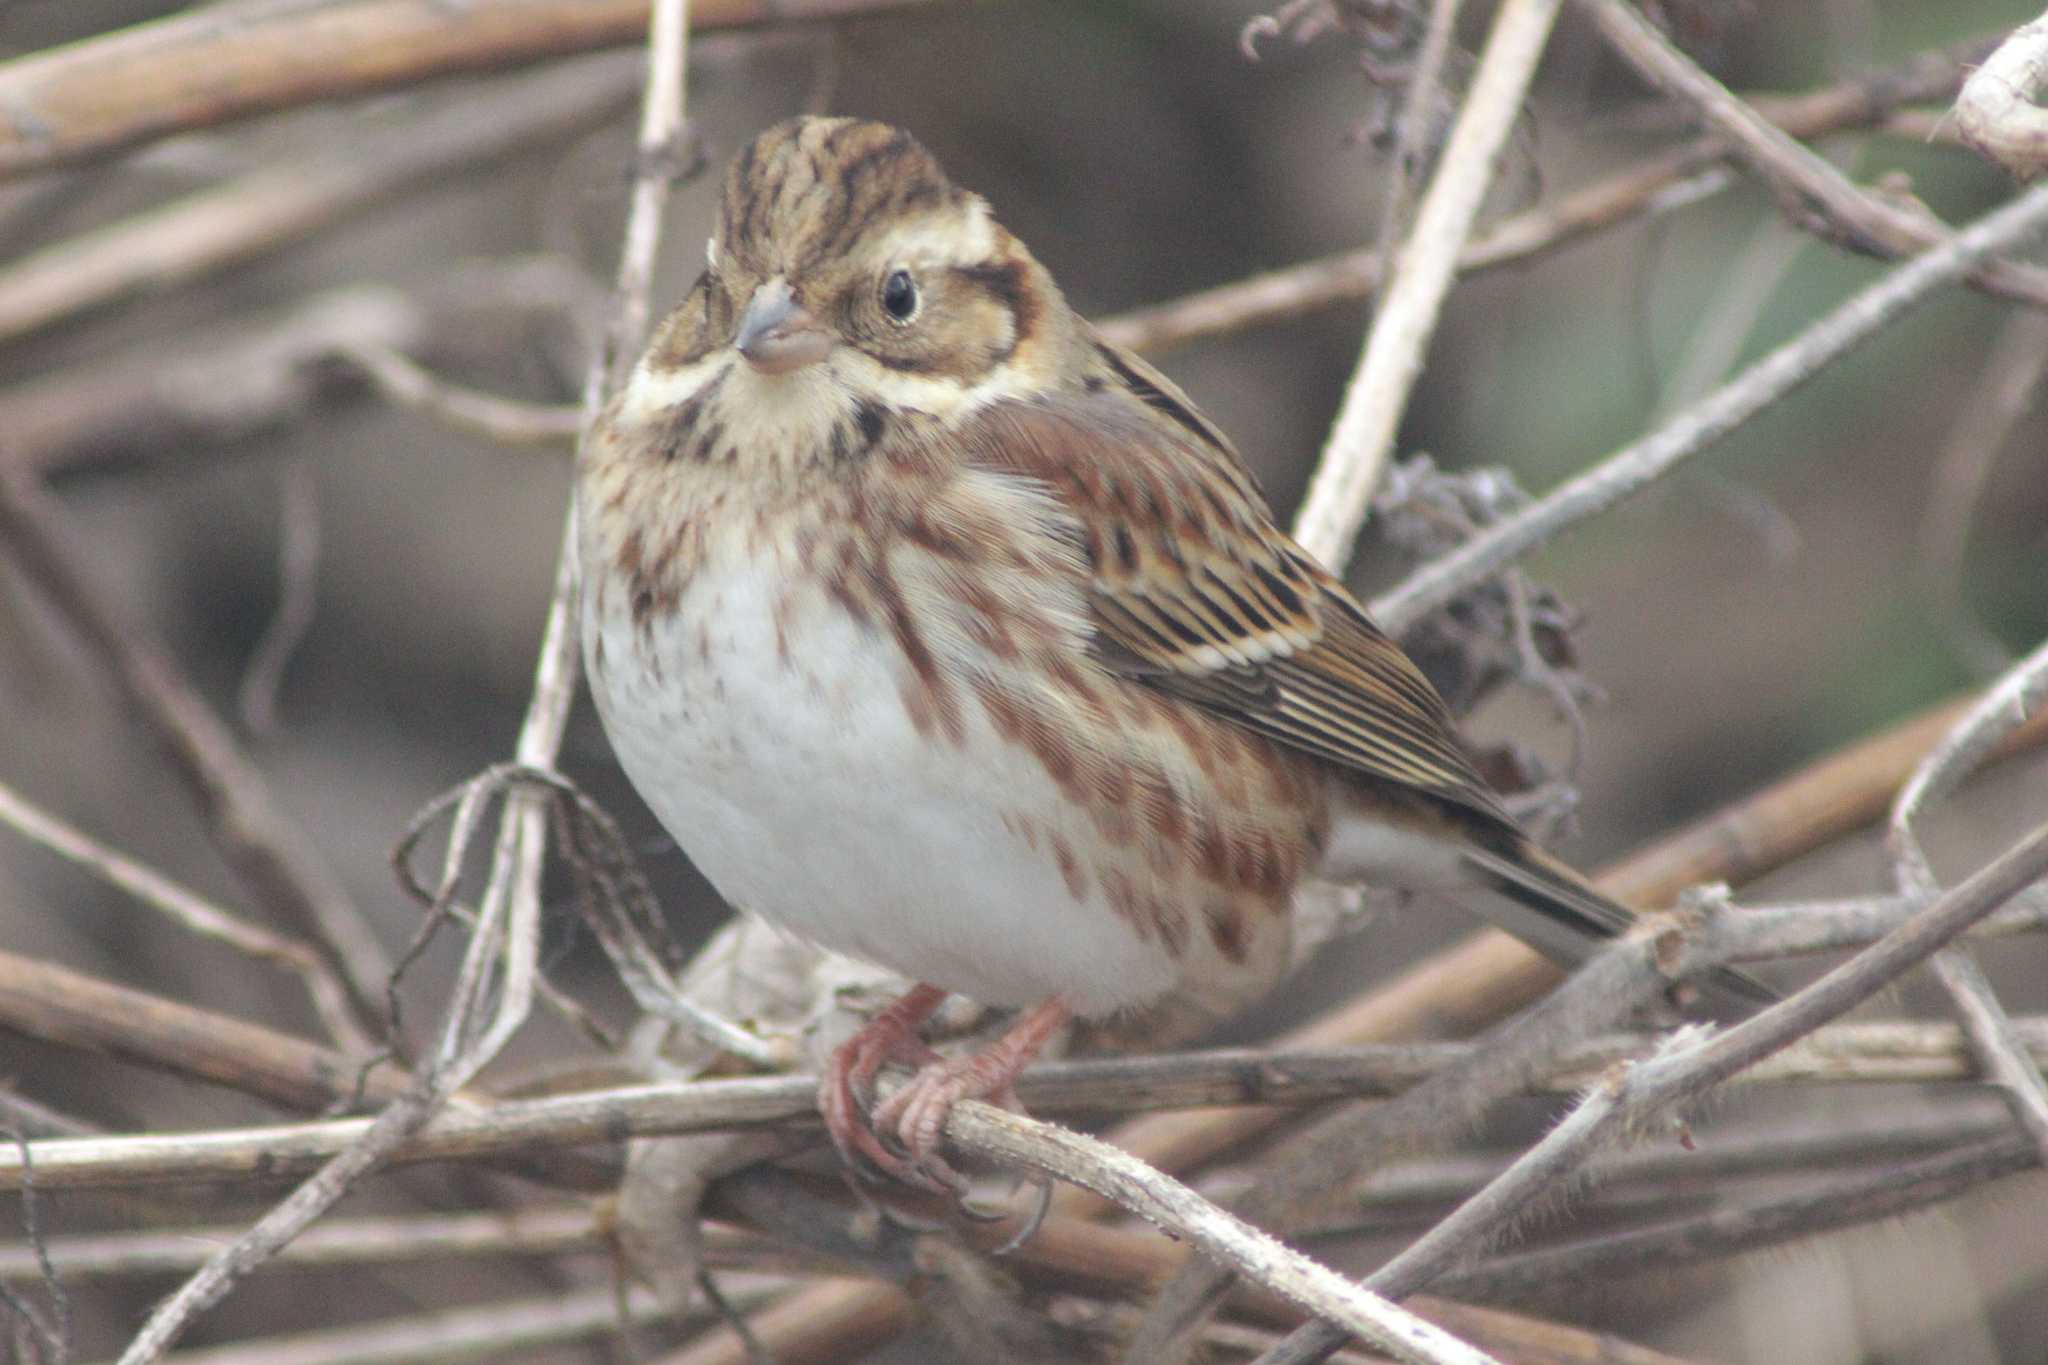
[868,996,1071,1196]
[819,983,948,1191]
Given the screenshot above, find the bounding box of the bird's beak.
[735,278,833,376]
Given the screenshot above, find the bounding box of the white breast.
[580,524,1178,1016]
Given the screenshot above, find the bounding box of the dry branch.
[1292,0,1563,569]
[0,471,391,1039]
[1267,816,2048,1364]
[102,0,702,1353]
[1891,638,2048,1161]
[0,781,361,1049]
[1094,34,1992,356]
[9,1014,2047,1192]
[1375,177,2048,633]
[1577,0,2048,308]
[944,1104,1500,1365]
[0,0,937,181]
[0,53,637,345]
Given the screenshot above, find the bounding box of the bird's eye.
[881,269,919,323]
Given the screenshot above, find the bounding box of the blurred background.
[2,0,2045,1360]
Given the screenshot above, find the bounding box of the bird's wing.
[955,349,1508,824]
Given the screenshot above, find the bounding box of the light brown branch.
[0,53,638,345]
[0,0,939,181]
[10,1014,2048,1192]
[1890,637,2048,1161]
[949,1103,1500,1365]
[109,0,700,1354]
[331,342,581,446]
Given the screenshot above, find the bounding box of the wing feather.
[955,351,1508,823]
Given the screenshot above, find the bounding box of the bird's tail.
[1457,838,1776,1009]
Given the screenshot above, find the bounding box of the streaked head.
[624,118,1073,466]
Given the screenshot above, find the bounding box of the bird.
[576,116,1762,1196]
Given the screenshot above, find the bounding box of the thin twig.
[236,458,322,736]
[1098,34,1991,357]
[1577,0,2048,308]
[1265,815,2048,1364]
[1292,0,1565,569]
[330,343,581,446]
[1437,1133,2038,1303]
[1890,636,2048,1161]
[0,469,391,1040]
[13,1011,2048,1192]
[0,779,365,1051]
[108,2,698,1356]
[1374,178,2048,634]
[159,1282,782,1365]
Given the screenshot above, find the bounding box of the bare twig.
[1266,815,2048,1364]
[0,470,391,1040]
[0,780,365,1050]
[1890,636,2048,1161]
[0,1207,600,1282]
[1955,11,2048,180]
[686,1166,1701,1365]
[0,53,639,345]
[1577,0,2048,308]
[1293,0,1565,569]
[1375,178,2048,634]
[1098,34,1993,357]
[0,0,939,181]
[13,1011,2048,1191]
[329,343,581,446]
[1438,1132,2038,1303]
[159,1282,779,1365]
[237,459,322,736]
[107,1,699,1355]
[943,1104,1505,1365]
[1123,909,1676,1362]
[0,948,401,1115]
[3,269,600,482]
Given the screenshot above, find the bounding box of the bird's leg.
[869,995,1071,1196]
[820,982,948,1188]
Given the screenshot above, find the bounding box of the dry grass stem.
[1292,0,1564,570]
